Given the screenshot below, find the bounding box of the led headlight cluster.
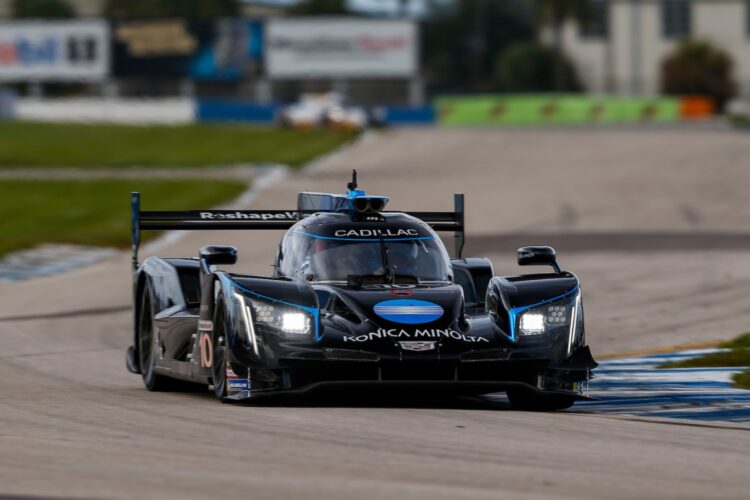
[516,293,578,337]
[247,298,311,335]
[519,306,569,335]
[547,305,568,324]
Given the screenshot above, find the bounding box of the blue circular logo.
[373,299,444,325]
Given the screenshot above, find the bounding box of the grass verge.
[0,179,247,257]
[658,333,750,389]
[0,122,358,168]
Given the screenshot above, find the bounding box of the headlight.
[512,289,580,340]
[245,296,312,335]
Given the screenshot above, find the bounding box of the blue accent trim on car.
[347,189,367,198]
[373,299,444,325]
[508,284,579,342]
[293,230,434,242]
[230,281,322,341]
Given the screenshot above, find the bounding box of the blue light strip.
[228,279,322,341]
[508,284,579,342]
[294,230,434,242]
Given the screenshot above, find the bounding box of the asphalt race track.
[2,127,750,499]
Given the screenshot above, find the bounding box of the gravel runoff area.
[1,127,750,499]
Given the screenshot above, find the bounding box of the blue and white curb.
[571,349,750,423]
[0,244,118,282]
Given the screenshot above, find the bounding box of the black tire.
[507,388,576,412]
[211,301,228,402]
[138,283,205,393]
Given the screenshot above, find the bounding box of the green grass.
[722,332,750,349]
[658,332,750,390]
[0,122,357,168]
[733,370,750,389]
[0,179,247,256]
[730,116,750,129]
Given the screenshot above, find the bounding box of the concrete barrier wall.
[435,95,714,126]
[5,95,713,126]
[15,98,195,124]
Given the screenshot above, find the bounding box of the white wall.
[560,22,610,93]
[15,98,195,124]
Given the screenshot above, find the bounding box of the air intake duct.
[350,196,388,213]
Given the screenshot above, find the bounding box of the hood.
[317,284,505,358]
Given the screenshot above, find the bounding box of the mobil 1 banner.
[0,20,109,82]
[266,18,417,79]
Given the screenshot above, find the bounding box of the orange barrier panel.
[680,96,715,119]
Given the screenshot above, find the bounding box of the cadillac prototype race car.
[126,172,597,410]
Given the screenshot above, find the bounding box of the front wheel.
[138,284,205,393]
[507,388,576,412]
[211,301,229,402]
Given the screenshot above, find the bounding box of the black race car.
[126,172,596,410]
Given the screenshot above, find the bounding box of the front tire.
[211,301,228,402]
[507,388,576,412]
[138,283,205,393]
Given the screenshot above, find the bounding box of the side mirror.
[199,245,238,268]
[517,246,561,273]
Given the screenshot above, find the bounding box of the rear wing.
[131,192,465,271]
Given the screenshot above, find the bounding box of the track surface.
[2,128,750,498]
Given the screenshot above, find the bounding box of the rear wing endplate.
[131,192,465,271]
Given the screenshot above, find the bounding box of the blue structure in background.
[191,20,263,81]
[196,99,278,124]
[382,106,435,125]
[196,99,436,127]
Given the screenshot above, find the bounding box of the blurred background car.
[278,92,369,130]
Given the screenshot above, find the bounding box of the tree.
[662,39,736,111]
[104,0,237,21]
[532,0,591,91]
[494,41,581,92]
[287,0,351,15]
[422,0,533,92]
[12,0,74,18]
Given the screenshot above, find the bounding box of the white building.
[556,0,750,97]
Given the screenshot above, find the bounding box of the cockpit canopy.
[277,213,452,283]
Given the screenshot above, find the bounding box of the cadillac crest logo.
[398,341,437,352]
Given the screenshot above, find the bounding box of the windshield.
[279,231,452,283]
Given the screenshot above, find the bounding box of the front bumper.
[225,345,597,401]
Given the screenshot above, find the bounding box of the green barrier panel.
[435,95,680,126]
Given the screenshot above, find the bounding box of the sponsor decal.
[399,341,436,352]
[228,379,250,391]
[373,299,443,324]
[199,211,296,221]
[343,328,489,343]
[333,228,419,238]
[198,320,213,332]
[199,332,212,368]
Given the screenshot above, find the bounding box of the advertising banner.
[0,20,109,82]
[266,18,417,79]
[112,19,203,78]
